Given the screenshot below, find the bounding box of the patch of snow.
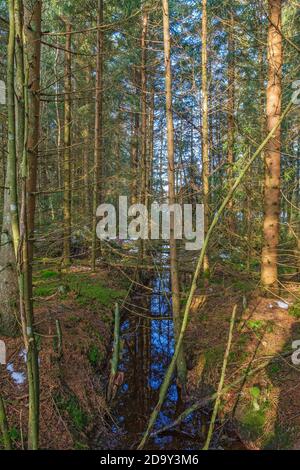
[276,301,289,310]
[6,363,26,385]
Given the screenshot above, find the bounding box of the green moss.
[247,319,265,331]
[204,345,224,367]
[74,441,89,450]
[88,345,103,367]
[264,425,294,449]
[34,285,57,297]
[233,280,254,293]
[241,406,267,439]
[40,270,59,280]
[33,269,126,308]
[267,362,282,379]
[0,426,20,448]
[289,302,300,319]
[76,283,125,307]
[55,393,87,432]
[67,316,82,326]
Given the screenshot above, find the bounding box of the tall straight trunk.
[147,87,155,208]
[201,0,210,276]
[227,10,235,233]
[5,0,40,449]
[24,0,41,281]
[139,7,148,259]
[0,0,18,336]
[23,1,41,449]
[141,8,148,207]
[162,0,187,387]
[83,128,90,219]
[130,87,139,205]
[261,0,282,290]
[63,21,72,266]
[92,0,104,270]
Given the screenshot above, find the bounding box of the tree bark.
[63,21,72,267]
[23,0,41,286]
[92,0,104,270]
[0,0,19,337]
[201,0,210,276]
[261,0,282,290]
[227,10,235,234]
[162,0,187,387]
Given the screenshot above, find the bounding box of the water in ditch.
[102,269,244,450]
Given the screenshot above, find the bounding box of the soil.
[185,279,300,450]
[0,265,126,450]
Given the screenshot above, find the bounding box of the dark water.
[103,270,245,450]
[105,272,208,450]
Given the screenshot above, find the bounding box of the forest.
[0,0,299,454]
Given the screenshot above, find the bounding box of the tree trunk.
[261,0,282,290]
[162,0,187,387]
[141,8,148,208]
[92,0,104,270]
[227,10,235,234]
[23,0,42,449]
[63,21,72,267]
[23,0,41,288]
[201,0,210,277]
[0,0,19,337]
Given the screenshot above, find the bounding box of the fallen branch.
[203,305,237,450]
[151,350,293,438]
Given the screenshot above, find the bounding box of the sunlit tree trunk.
[162,0,187,387]
[261,0,282,291]
[201,0,210,277]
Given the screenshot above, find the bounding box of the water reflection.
[111,271,197,449]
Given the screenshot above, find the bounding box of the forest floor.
[2,259,300,450]
[186,276,300,450]
[1,263,129,450]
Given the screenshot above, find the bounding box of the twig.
[203,305,237,450]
